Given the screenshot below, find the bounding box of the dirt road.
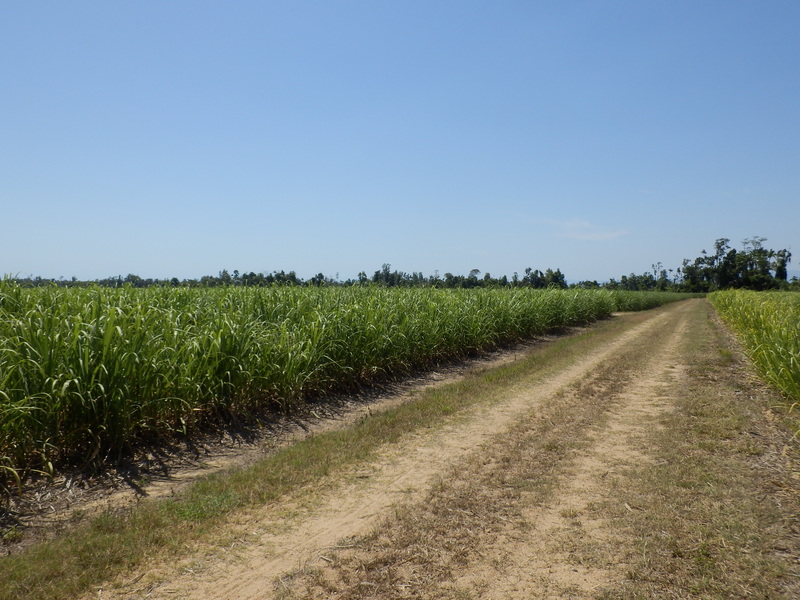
[96,299,800,599]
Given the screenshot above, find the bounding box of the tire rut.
[454,302,691,598]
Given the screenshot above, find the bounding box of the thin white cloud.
[552,220,629,241]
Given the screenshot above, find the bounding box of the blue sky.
[2,1,798,283]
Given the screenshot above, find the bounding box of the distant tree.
[124,274,144,288]
[674,236,792,292]
[311,273,323,287]
[774,249,791,282]
[573,280,600,289]
[544,268,567,288]
[218,269,233,285]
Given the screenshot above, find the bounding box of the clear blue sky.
[2,2,798,283]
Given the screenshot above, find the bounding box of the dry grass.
[600,302,800,599]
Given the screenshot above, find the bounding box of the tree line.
[7,265,569,290]
[7,237,795,292]
[603,237,794,293]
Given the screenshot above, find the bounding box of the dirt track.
[92,299,800,599]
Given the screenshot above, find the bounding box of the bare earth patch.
[448,309,689,599]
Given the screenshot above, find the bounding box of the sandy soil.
[446,309,688,599]
[85,301,706,600]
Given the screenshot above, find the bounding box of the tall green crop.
[0,282,684,476]
[709,290,800,406]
